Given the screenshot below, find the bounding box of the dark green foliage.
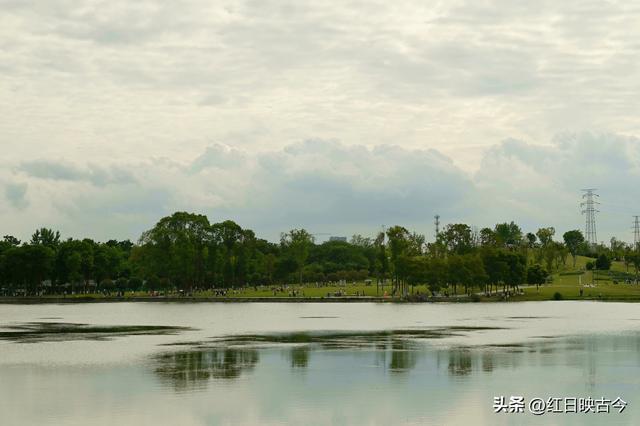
[494,222,522,248]
[595,254,611,270]
[281,229,314,285]
[100,278,114,292]
[481,248,526,294]
[526,264,548,289]
[439,224,473,254]
[30,228,60,248]
[116,277,128,291]
[525,233,537,247]
[128,277,143,291]
[563,230,585,267]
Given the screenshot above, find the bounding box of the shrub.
[128,277,143,291]
[595,254,611,270]
[100,278,114,291]
[553,291,563,300]
[115,277,128,291]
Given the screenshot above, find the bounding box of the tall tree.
[138,212,211,290]
[281,229,314,285]
[536,227,555,247]
[526,264,547,291]
[562,230,585,268]
[494,222,523,248]
[30,228,61,249]
[386,226,411,296]
[440,224,473,255]
[479,228,497,247]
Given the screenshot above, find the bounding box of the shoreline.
[2,295,640,304]
[0,296,391,304]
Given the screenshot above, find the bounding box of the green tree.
[595,253,611,270]
[281,229,314,285]
[563,230,585,268]
[425,257,448,296]
[374,231,388,294]
[626,252,640,283]
[526,264,548,291]
[479,228,497,247]
[93,244,123,283]
[30,228,61,249]
[494,222,523,248]
[65,251,82,294]
[138,212,211,290]
[536,227,556,272]
[2,235,21,247]
[2,245,55,294]
[116,277,128,293]
[100,278,115,294]
[128,277,143,291]
[440,224,473,255]
[464,254,487,295]
[386,226,419,296]
[263,253,277,284]
[536,227,555,247]
[212,220,244,287]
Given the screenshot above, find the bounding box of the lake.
[1,301,639,425]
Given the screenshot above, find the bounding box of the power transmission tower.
[434,215,440,237]
[581,189,599,247]
[633,216,640,250]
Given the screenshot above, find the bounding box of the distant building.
[329,236,347,242]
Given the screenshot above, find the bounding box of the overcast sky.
[2,0,640,243]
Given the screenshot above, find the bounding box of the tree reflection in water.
[288,346,310,369]
[388,340,419,373]
[153,331,640,392]
[447,349,472,376]
[154,349,259,391]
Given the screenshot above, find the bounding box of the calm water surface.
[1,301,639,425]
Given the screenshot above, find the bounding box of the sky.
[1,0,640,244]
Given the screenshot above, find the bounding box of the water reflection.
[388,340,418,372]
[154,349,259,391]
[447,349,472,376]
[288,346,310,369]
[152,330,640,393]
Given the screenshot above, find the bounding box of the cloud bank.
[2,134,639,243]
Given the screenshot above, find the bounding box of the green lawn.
[512,255,640,301]
[201,284,425,298]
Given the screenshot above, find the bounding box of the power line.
[581,189,600,247]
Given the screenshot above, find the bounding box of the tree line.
[1,212,639,296]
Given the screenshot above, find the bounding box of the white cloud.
[3,1,640,166]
